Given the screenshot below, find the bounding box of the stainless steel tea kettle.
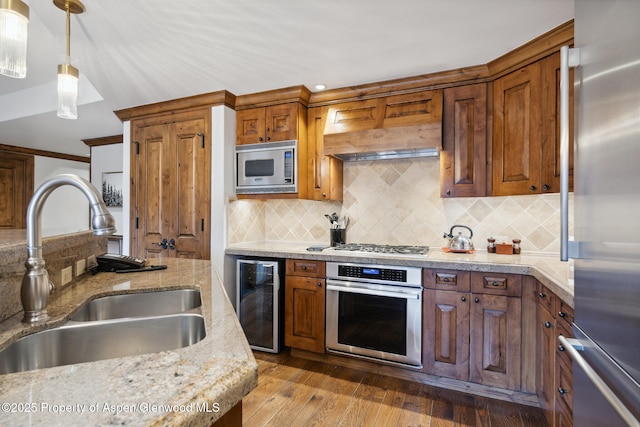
[443,225,474,251]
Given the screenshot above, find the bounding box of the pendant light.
[0,0,29,78]
[54,0,84,119]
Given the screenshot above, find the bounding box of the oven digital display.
[362,268,380,276]
[337,265,407,282]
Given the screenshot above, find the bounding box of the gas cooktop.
[332,243,429,255]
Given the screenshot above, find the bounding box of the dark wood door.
[423,289,470,380]
[132,110,210,259]
[265,103,298,142]
[492,62,542,195]
[469,293,522,390]
[441,83,487,197]
[0,151,34,229]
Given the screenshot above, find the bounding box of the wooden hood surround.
[315,20,574,161]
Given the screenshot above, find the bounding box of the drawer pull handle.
[301,265,307,270]
[558,311,567,318]
[442,277,453,282]
[545,321,553,329]
[539,292,547,298]
[558,387,568,395]
[491,281,501,287]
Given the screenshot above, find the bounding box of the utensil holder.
[330,228,346,247]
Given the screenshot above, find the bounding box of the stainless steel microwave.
[235,140,297,194]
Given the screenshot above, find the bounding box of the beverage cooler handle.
[558,336,639,427]
[560,46,581,261]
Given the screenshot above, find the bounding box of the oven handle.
[326,280,422,300]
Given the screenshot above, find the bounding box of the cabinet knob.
[539,292,547,299]
[266,136,271,141]
[545,321,553,328]
[558,311,567,318]
[301,265,307,270]
[543,184,550,191]
[322,192,326,198]
[474,297,480,303]
[446,190,451,195]
[558,387,568,395]
[317,282,322,288]
[491,281,501,287]
[443,277,453,282]
[258,137,263,142]
[530,185,537,191]
[461,296,466,302]
[558,344,566,352]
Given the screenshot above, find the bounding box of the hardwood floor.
[243,350,548,427]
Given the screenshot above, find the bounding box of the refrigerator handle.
[559,336,639,427]
[560,46,581,261]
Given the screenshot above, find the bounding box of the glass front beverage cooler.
[236,259,283,353]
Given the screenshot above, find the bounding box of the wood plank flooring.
[243,350,548,427]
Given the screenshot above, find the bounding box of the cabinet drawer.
[423,269,470,291]
[536,282,556,313]
[470,272,522,297]
[555,299,574,330]
[556,353,573,412]
[286,259,326,278]
[556,320,573,366]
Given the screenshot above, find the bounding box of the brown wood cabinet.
[284,259,325,353]
[131,109,211,260]
[491,52,574,196]
[423,270,522,391]
[306,106,343,201]
[441,83,488,197]
[236,103,299,145]
[0,150,33,229]
[536,281,574,427]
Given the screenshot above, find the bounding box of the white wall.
[90,143,125,253]
[34,156,91,237]
[211,105,237,300]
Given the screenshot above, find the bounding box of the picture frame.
[102,172,123,207]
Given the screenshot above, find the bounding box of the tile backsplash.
[228,157,573,254]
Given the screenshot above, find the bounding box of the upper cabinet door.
[236,103,299,145]
[441,84,487,197]
[541,52,574,193]
[236,108,266,145]
[492,61,543,196]
[265,103,298,142]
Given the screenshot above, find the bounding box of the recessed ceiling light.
[315,84,326,91]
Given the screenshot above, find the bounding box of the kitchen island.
[0,258,257,427]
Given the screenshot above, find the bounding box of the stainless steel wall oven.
[325,261,422,369]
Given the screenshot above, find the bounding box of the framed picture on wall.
[102,172,123,207]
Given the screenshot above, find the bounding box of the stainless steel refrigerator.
[560,1,640,426]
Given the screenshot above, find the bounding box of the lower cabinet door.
[423,290,470,380]
[284,276,325,353]
[469,294,522,390]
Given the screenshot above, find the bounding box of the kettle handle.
[450,225,473,239]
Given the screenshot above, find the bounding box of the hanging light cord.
[65,1,71,59]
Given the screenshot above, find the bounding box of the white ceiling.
[0,0,574,157]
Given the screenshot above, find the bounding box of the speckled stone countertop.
[0,258,257,426]
[226,241,574,306]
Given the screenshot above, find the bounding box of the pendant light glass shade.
[57,58,79,119]
[0,0,29,78]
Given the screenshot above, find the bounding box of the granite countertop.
[226,241,574,306]
[0,258,257,426]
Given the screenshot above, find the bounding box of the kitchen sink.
[0,313,206,374]
[69,288,202,321]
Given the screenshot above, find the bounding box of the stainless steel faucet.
[21,174,116,324]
